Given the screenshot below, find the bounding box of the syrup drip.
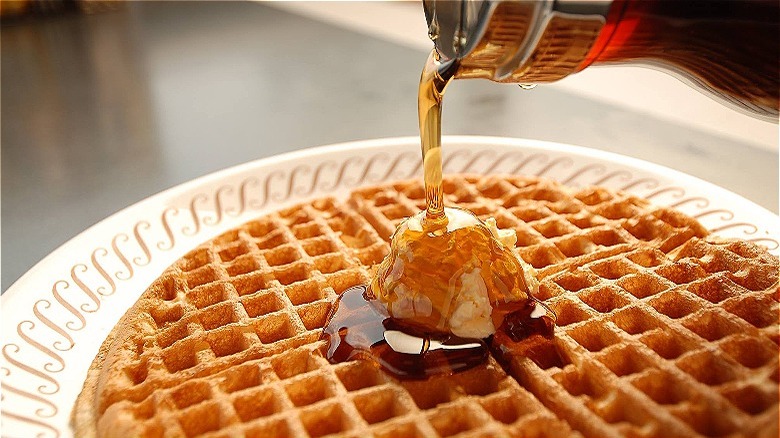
[323,285,488,379]
[322,285,557,379]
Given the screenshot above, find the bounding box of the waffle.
[73,175,779,438]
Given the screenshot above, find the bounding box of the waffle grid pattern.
[86,192,576,438]
[349,176,778,438]
[512,239,779,438]
[348,175,708,274]
[111,346,573,438]
[78,176,778,438]
[93,200,383,436]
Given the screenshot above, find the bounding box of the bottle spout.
[423,0,493,61]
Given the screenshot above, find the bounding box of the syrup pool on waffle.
[321,51,557,378]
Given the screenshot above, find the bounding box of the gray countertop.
[2,2,777,292]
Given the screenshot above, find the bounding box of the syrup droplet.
[427,14,440,41]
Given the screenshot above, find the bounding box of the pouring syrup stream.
[321,50,557,379]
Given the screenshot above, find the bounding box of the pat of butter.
[450,268,495,338]
[448,217,539,339]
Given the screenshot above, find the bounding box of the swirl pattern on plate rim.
[1,146,777,437]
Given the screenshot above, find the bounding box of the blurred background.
[2,1,778,292]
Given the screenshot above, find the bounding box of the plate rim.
[4,135,777,300]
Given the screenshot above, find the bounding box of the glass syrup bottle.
[424,0,778,121]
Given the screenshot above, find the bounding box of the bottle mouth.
[424,0,612,83]
[423,0,495,61]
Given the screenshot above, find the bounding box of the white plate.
[2,136,778,437]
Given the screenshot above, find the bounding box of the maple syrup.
[322,285,489,379]
[323,285,555,379]
[419,50,458,220]
[320,49,558,378]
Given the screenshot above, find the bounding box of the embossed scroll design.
[0,150,418,436]
[2,146,777,437]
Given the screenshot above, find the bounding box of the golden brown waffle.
[73,175,778,438]
[501,238,779,438]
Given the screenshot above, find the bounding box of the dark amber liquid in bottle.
[582,0,779,118]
